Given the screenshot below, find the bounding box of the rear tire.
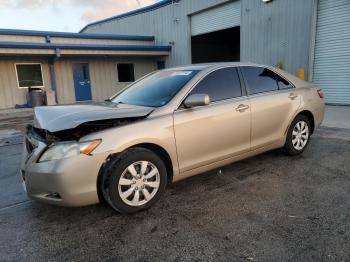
[284,115,311,156]
[101,148,167,213]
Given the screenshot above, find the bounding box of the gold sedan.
[21,63,325,213]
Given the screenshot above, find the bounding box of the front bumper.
[20,137,109,207]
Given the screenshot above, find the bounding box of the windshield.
[111,70,199,107]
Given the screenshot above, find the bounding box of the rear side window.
[189,67,242,102]
[276,75,293,89]
[240,66,279,94]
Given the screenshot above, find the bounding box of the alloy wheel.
[292,120,309,150]
[118,161,160,206]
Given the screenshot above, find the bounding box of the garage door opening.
[191,26,240,64]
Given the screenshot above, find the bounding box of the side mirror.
[183,94,210,108]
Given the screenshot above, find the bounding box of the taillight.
[317,89,324,98]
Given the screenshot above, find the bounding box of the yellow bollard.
[298,68,305,80]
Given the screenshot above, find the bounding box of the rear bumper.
[21,143,109,207]
[314,105,325,129]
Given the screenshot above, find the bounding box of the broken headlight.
[38,140,101,162]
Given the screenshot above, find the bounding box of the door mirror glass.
[183,94,210,108]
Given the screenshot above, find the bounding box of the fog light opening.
[45,192,61,199]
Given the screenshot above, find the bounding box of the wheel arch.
[130,143,174,185]
[296,110,315,134]
[96,143,174,203]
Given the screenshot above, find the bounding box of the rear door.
[240,66,300,150]
[173,67,251,173]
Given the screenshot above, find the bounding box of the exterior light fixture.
[262,0,273,3]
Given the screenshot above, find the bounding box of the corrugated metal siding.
[241,0,315,77]
[89,60,118,101]
[91,59,156,101]
[0,56,156,108]
[191,1,240,36]
[82,0,231,66]
[0,58,51,109]
[313,0,350,105]
[54,60,76,104]
[54,58,156,104]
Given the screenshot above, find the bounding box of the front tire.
[101,148,167,213]
[284,115,311,156]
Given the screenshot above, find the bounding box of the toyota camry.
[21,63,325,213]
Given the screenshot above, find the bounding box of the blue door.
[73,63,92,101]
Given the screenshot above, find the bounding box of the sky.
[0,0,157,33]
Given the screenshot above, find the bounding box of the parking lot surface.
[0,126,349,261]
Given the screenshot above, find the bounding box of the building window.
[15,63,44,88]
[157,61,165,70]
[117,63,135,82]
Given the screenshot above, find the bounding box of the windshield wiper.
[106,99,125,105]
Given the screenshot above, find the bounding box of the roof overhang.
[0,42,171,57]
[0,28,155,41]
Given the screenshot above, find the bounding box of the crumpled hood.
[33,102,154,132]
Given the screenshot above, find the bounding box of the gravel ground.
[0,127,349,262]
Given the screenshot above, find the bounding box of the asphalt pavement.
[0,127,350,261]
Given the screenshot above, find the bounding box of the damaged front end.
[28,117,146,145]
[23,116,148,166]
[27,116,146,145]
[21,102,155,207]
[28,102,154,144]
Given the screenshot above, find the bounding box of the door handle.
[288,93,298,100]
[235,104,249,112]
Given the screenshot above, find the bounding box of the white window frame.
[14,63,45,89]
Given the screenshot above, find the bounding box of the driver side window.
[189,67,242,102]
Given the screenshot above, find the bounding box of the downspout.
[308,0,318,82]
[48,47,61,104]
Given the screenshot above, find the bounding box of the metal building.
[81,0,350,105]
[0,29,170,109]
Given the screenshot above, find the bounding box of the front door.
[173,67,251,173]
[73,63,92,101]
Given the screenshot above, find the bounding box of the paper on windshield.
[171,71,193,76]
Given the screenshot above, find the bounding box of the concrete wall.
[0,58,51,109]
[82,0,231,67]
[241,0,316,77]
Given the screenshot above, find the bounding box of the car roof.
[162,62,313,88]
[164,62,266,71]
